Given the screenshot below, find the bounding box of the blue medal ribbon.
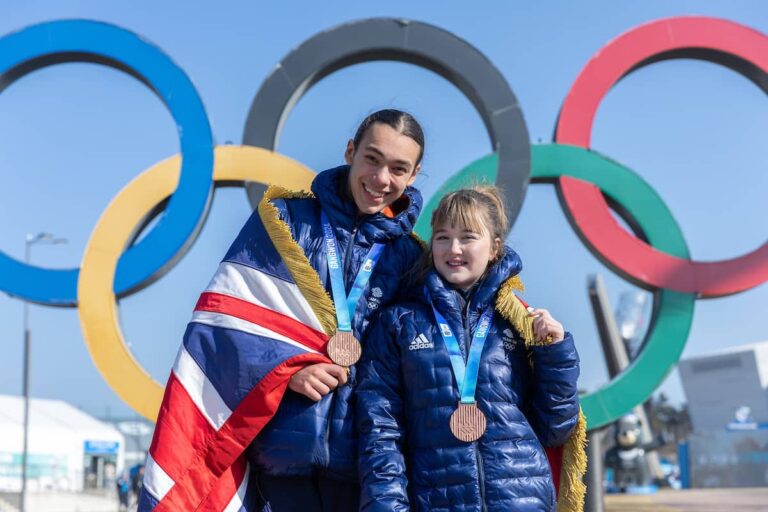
[321,211,384,332]
[429,300,494,404]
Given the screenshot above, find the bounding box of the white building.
[678,340,768,431]
[0,395,124,492]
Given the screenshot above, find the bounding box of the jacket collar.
[311,165,423,243]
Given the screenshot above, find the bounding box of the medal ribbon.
[321,210,385,332]
[430,300,494,404]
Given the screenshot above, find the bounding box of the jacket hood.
[310,165,423,244]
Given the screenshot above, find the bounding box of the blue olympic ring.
[0,20,214,306]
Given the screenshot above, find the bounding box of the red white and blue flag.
[139,190,333,511]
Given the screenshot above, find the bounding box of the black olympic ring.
[242,17,531,229]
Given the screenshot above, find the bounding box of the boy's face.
[345,123,421,215]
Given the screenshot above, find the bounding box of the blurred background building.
[0,395,124,493]
[678,341,768,488]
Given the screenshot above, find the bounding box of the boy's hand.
[288,363,349,401]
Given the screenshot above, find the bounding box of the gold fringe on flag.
[495,276,588,512]
[258,185,337,337]
[557,410,588,512]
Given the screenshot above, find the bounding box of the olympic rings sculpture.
[0,20,214,305]
[1,17,766,428]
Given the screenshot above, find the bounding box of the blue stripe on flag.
[223,209,293,283]
[137,488,159,511]
[183,322,308,411]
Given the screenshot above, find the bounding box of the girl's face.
[432,221,501,290]
[345,123,421,215]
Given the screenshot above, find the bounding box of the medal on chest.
[322,211,384,366]
[450,403,488,442]
[430,299,494,442]
[326,331,362,367]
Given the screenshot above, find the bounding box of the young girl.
[356,187,585,511]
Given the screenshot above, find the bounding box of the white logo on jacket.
[502,328,519,352]
[409,334,434,351]
[367,287,383,310]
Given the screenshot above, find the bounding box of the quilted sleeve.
[527,332,581,447]
[356,308,410,512]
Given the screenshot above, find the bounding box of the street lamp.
[21,232,67,512]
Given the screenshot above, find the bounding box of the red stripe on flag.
[197,455,247,512]
[195,292,328,352]
[546,445,563,499]
[149,372,215,491]
[155,351,331,511]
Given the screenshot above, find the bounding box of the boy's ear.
[407,163,421,186]
[344,139,355,165]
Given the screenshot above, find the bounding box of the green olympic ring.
[414,143,695,430]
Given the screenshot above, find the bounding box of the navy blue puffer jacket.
[356,249,580,511]
[247,166,423,481]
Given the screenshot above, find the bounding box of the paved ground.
[605,487,768,511]
[0,488,766,511]
[0,491,128,512]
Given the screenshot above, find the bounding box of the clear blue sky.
[1,0,766,419]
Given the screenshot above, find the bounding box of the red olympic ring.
[555,16,768,298]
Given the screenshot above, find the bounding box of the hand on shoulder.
[527,308,565,343]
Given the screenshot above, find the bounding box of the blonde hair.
[414,186,508,282]
[429,186,508,243]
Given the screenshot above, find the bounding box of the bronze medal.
[327,331,362,367]
[449,403,487,442]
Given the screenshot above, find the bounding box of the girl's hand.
[528,308,565,343]
[288,363,349,401]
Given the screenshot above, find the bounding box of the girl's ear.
[491,237,502,261]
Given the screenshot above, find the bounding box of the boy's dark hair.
[352,109,425,165]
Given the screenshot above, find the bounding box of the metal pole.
[584,429,605,512]
[588,274,664,483]
[18,233,66,511]
[20,240,30,512]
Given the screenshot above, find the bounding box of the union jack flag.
[139,188,334,511]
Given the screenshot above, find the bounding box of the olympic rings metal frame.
[1,16,766,428]
[242,18,530,227]
[555,16,768,298]
[0,20,214,306]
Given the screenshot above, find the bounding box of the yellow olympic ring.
[77,146,314,421]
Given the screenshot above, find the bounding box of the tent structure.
[0,395,124,492]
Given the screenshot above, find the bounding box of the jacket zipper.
[475,442,488,512]
[462,301,471,362]
[462,297,488,512]
[322,392,335,470]
[342,224,359,281]
[464,294,487,511]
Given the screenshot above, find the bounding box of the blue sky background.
[0,0,766,420]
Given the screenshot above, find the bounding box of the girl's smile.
[432,223,500,290]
